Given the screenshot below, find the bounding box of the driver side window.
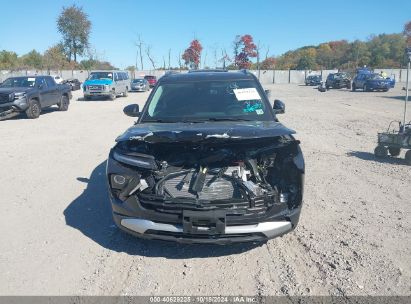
[36,78,47,89]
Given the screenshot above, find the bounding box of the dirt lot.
[0,84,410,296]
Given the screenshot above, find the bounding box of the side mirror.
[273,99,285,114]
[123,104,140,117]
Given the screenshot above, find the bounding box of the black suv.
[325,72,351,89]
[106,70,304,244]
[305,75,322,86]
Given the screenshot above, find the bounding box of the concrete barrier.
[1,68,409,84]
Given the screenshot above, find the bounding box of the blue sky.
[0,0,410,69]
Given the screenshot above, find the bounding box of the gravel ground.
[0,84,410,296]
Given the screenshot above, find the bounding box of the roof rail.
[164,70,179,75]
[188,69,228,73]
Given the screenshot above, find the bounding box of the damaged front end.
[107,127,304,244]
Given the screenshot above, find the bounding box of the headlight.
[14,92,26,100]
[113,151,157,170]
[8,93,15,101]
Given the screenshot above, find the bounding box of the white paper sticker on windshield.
[233,88,261,101]
[28,78,35,81]
[256,109,264,115]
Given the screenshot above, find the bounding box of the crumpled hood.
[0,87,33,94]
[83,79,113,86]
[116,121,296,143]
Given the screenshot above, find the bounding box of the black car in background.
[325,72,351,89]
[106,70,305,244]
[0,76,72,120]
[63,78,81,91]
[305,75,322,86]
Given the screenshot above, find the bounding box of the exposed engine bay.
[110,136,303,214]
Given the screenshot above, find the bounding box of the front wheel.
[25,100,41,119]
[352,84,356,91]
[109,92,116,101]
[374,145,388,158]
[58,95,69,111]
[388,147,401,157]
[363,84,368,92]
[123,88,128,97]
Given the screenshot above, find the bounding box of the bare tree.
[219,48,230,69]
[135,35,144,70]
[256,41,263,79]
[265,46,270,60]
[177,51,182,71]
[168,49,171,70]
[202,51,207,69]
[145,45,156,71]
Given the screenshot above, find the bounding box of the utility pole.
[404,47,411,129]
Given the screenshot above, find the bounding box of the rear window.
[144,76,156,80]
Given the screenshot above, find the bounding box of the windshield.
[88,72,113,80]
[141,80,273,123]
[0,77,36,88]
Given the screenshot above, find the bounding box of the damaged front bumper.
[106,133,304,244]
[0,98,29,119]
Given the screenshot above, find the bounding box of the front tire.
[123,88,128,97]
[352,84,356,91]
[374,145,388,158]
[109,91,116,101]
[405,150,411,165]
[58,95,69,111]
[25,100,41,119]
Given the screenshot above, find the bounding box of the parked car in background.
[352,73,392,92]
[305,75,322,86]
[107,70,304,244]
[130,78,150,92]
[52,75,64,84]
[83,70,130,100]
[63,78,81,91]
[325,72,351,89]
[144,75,157,88]
[0,76,72,120]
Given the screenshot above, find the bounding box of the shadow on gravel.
[377,95,409,101]
[347,151,407,165]
[1,107,60,121]
[64,161,262,259]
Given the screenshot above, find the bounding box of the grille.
[0,93,9,103]
[89,85,103,90]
